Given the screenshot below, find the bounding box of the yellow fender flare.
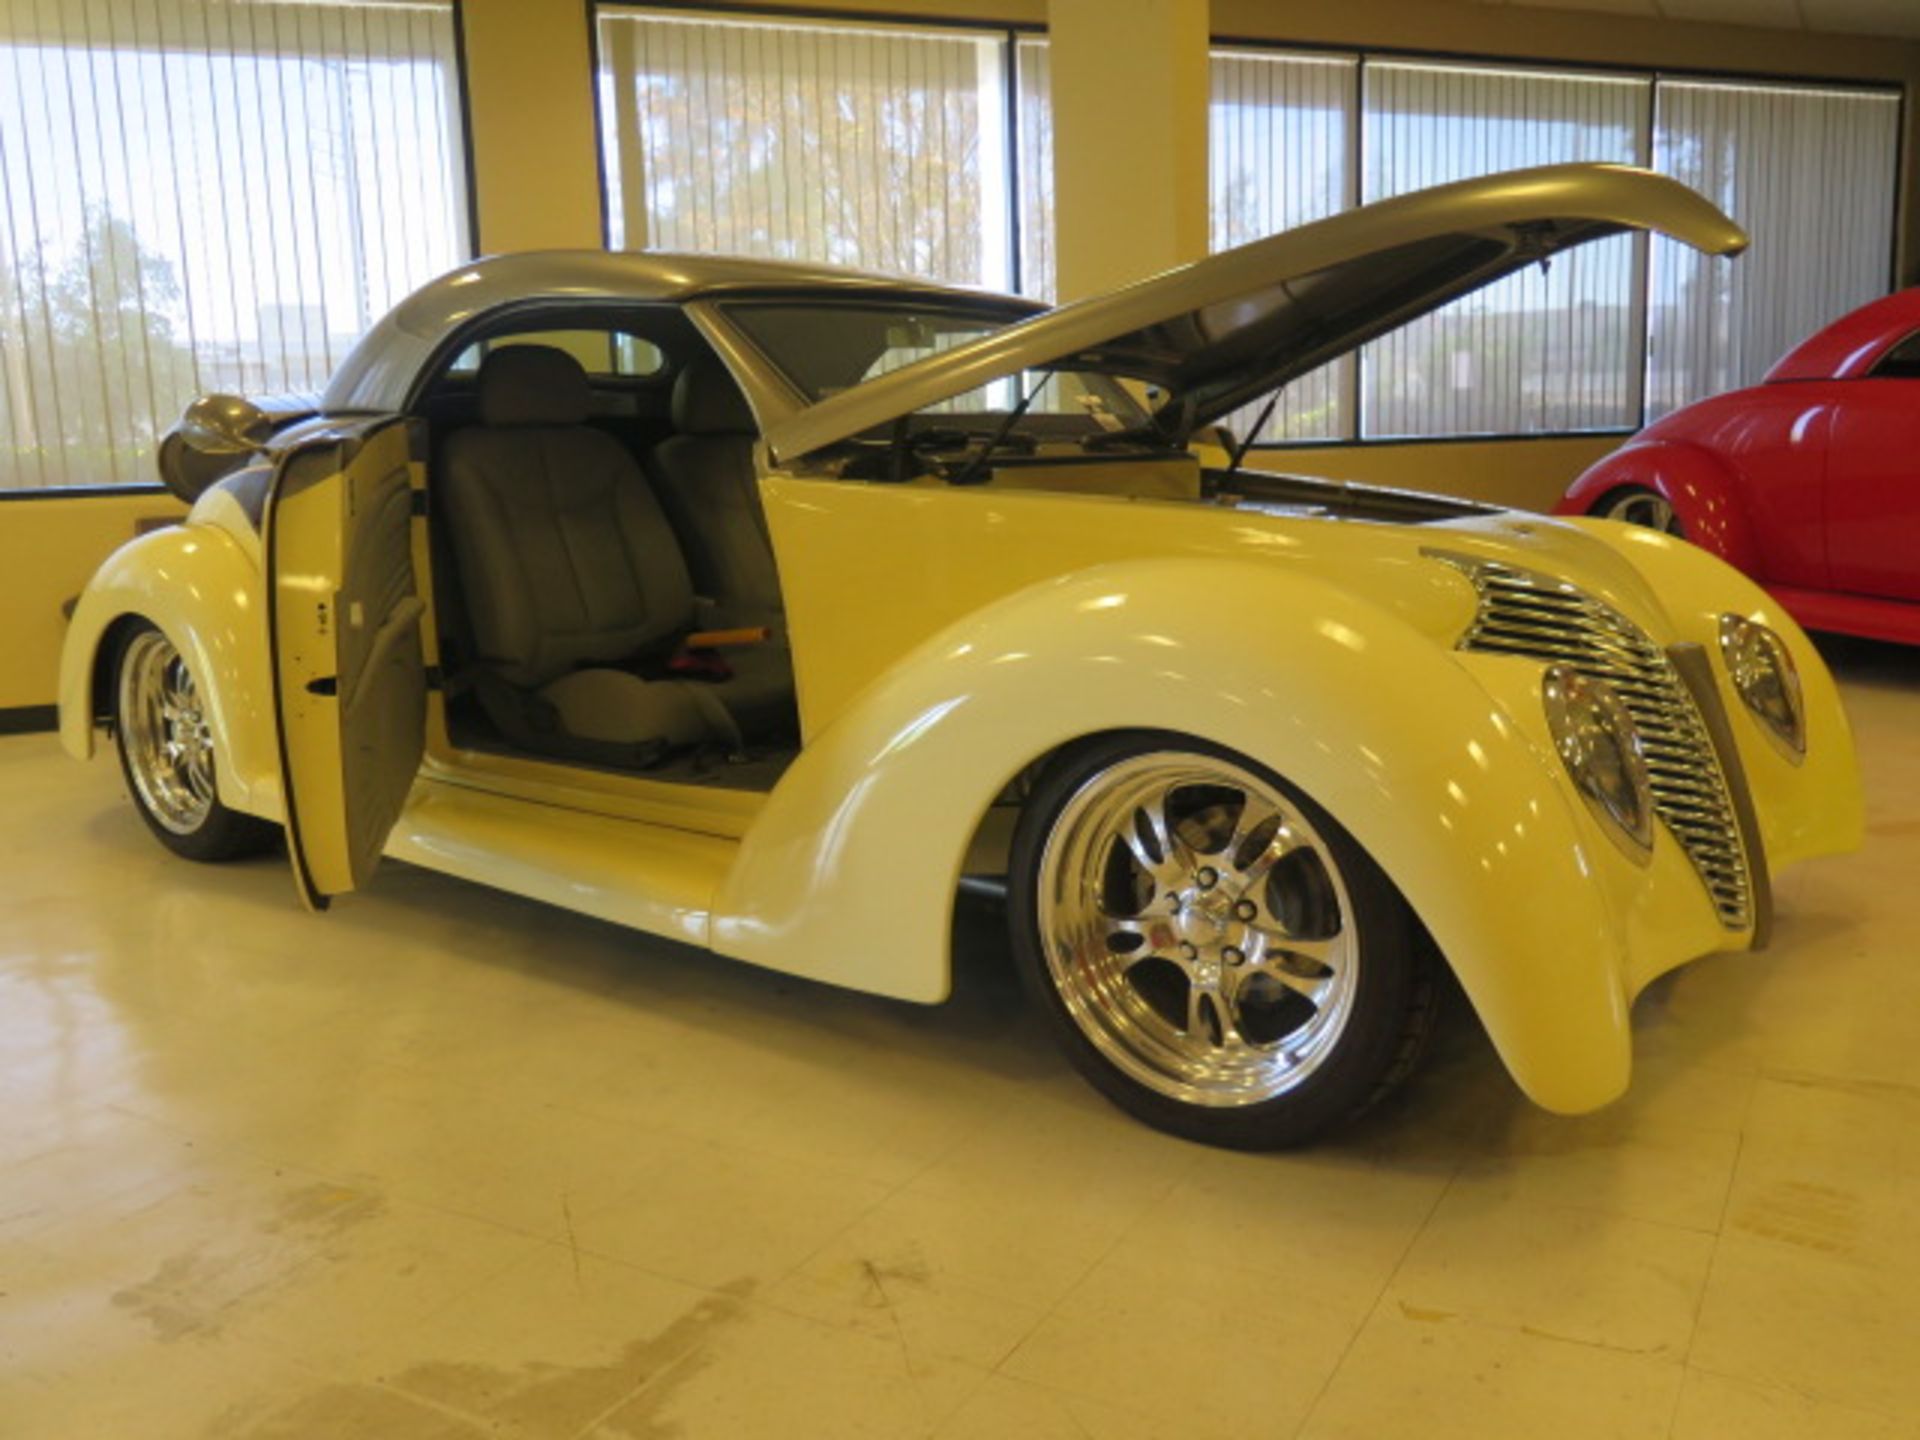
[714,556,1635,1113]
[59,523,282,821]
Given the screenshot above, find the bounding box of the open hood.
[763,164,1745,463]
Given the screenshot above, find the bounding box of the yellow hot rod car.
[59,164,1859,1147]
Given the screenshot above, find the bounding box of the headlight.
[1543,665,1655,860]
[1718,615,1805,761]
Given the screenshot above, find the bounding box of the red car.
[1558,289,1920,645]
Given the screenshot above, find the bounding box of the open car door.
[264,418,427,910]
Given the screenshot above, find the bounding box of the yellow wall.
[1248,434,1622,513]
[461,0,603,253]
[1049,0,1211,299]
[3,0,1916,715]
[0,494,187,713]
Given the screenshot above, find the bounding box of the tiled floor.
[4,637,1919,1439]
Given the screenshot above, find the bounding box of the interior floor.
[437,688,799,792]
[4,636,1917,1439]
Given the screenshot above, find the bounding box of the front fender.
[1559,440,1760,573]
[1563,519,1862,874]
[714,556,1649,1114]
[58,521,282,821]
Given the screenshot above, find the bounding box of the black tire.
[112,621,279,863]
[1007,731,1438,1149]
[1595,485,1686,538]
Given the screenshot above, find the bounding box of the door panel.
[266,419,427,908]
[1824,380,1920,601]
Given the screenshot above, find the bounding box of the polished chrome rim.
[118,630,215,835]
[1037,752,1359,1107]
[1603,490,1684,536]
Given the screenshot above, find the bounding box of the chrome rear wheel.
[1600,487,1685,537]
[118,629,215,835]
[112,622,276,861]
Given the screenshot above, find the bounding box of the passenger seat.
[438,345,785,752]
[648,354,784,623]
[647,353,795,737]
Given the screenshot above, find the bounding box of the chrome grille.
[1436,554,1753,930]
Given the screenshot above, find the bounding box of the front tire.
[1597,485,1686,537]
[114,623,277,862]
[1008,733,1437,1149]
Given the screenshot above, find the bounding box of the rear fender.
[1559,441,1760,573]
[58,524,281,820]
[714,557,1641,1113]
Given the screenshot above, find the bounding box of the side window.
[447,330,669,380]
[1869,329,1920,380]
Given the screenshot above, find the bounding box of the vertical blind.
[4,1,1901,489]
[0,0,469,491]
[1647,79,1902,418]
[1193,54,1898,441]
[1211,48,1358,441]
[596,7,1014,291]
[1013,35,1054,303]
[1360,61,1649,438]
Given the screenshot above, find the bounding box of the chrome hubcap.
[1604,490,1684,537]
[119,631,215,834]
[1037,753,1359,1107]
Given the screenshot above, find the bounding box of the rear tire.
[1007,732,1437,1149]
[113,622,278,862]
[1597,485,1686,538]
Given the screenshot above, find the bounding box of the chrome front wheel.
[1010,735,1437,1148]
[1600,487,1685,537]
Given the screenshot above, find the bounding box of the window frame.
[403,299,712,417]
[0,0,483,500]
[588,6,1908,453]
[1207,33,1905,450]
[1867,327,1920,381]
[588,1,1044,296]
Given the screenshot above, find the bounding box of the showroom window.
[0,0,472,493]
[1211,47,1359,442]
[1646,78,1902,419]
[1012,34,1054,304]
[1199,51,1899,443]
[591,11,1901,447]
[595,6,1018,292]
[1360,60,1650,439]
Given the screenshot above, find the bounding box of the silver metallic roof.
[321,250,1040,413]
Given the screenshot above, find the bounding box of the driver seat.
[438,345,741,752]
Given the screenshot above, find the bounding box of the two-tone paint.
[59,163,1861,1117]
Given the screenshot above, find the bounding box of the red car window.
[1868,328,1920,380]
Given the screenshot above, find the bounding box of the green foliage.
[1,207,199,490]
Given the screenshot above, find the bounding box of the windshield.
[722,300,1153,439]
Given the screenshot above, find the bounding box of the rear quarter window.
[447,331,668,380]
[1869,329,1920,380]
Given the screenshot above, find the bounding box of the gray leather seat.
[647,354,795,736]
[649,355,782,618]
[439,345,773,751]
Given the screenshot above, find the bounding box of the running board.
[385,778,737,946]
